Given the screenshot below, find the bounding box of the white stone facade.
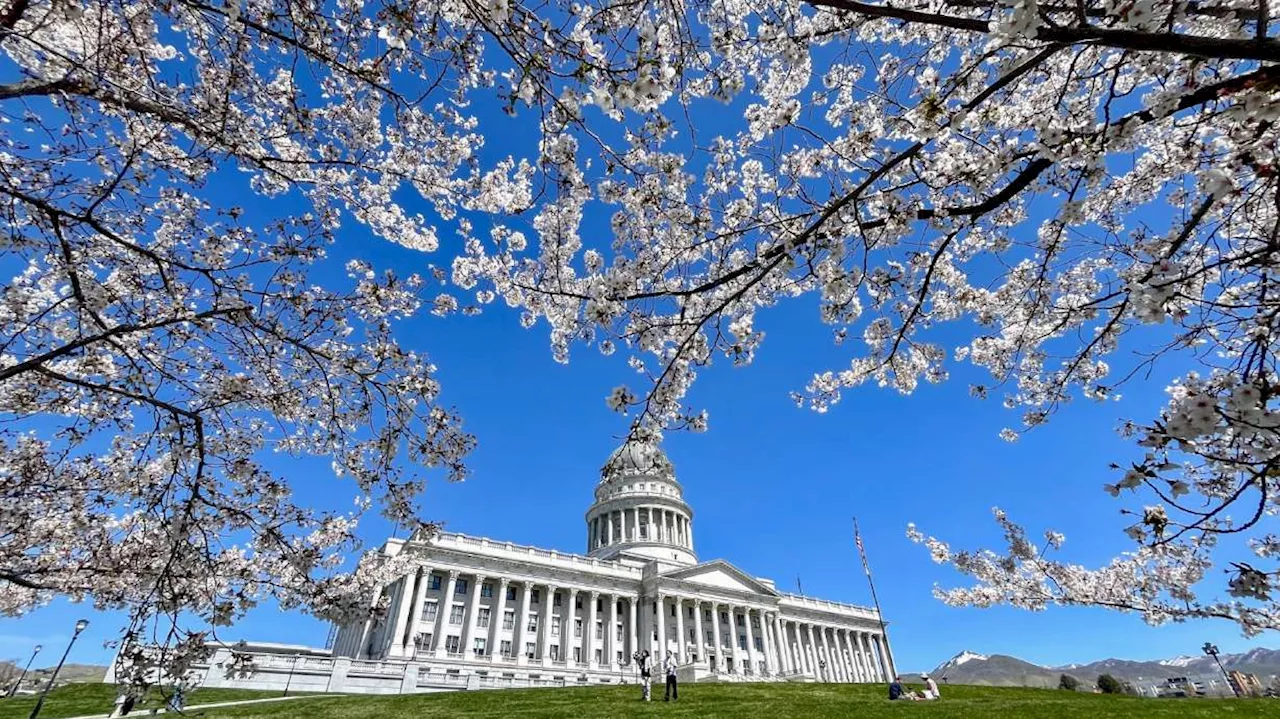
[329,443,895,686]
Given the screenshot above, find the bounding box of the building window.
[688,606,694,618]
[573,647,582,662]
[739,636,747,650]
[500,640,512,657]
[553,593,562,607]
[720,611,728,623]
[595,621,603,639]
[481,582,493,598]
[754,637,764,651]
[574,619,583,638]
[418,633,433,651]
[594,649,603,663]
[616,651,623,665]
[550,645,560,661]
[704,609,712,621]
[525,642,536,658]
[527,616,539,633]
[455,578,469,596]
[532,589,541,604]
[423,602,438,623]
[507,587,517,601]
[445,635,461,653]
[551,617,561,636]
[474,638,487,655]
[477,607,491,629]
[616,625,624,641]
[449,605,464,625]
[503,610,515,630]
[428,574,441,591]
[670,604,676,617]
[575,596,583,609]
[706,630,713,644]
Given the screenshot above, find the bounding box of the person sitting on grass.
[889,676,906,700]
[921,673,940,700]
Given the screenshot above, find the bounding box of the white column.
[607,593,619,667]
[841,630,857,683]
[586,591,600,667]
[388,574,416,657]
[788,622,802,674]
[849,630,863,680]
[693,601,705,666]
[674,596,686,663]
[873,634,891,681]
[760,611,776,676]
[460,573,486,659]
[434,570,458,657]
[403,566,433,656]
[487,577,508,661]
[631,508,639,542]
[654,593,666,655]
[687,519,694,548]
[770,615,787,674]
[743,608,757,675]
[710,603,723,672]
[831,628,848,682]
[821,627,838,681]
[356,584,385,659]
[563,588,578,662]
[728,606,743,673]
[862,632,880,681]
[514,580,533,664]
[801,623,816,677]
[831,629,846,682]
[628,596,638,658]
[539,584,555,666]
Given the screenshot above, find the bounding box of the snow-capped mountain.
[909,647,1280,689]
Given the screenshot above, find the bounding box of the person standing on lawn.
[663,650,679,701]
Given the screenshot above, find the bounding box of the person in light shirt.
[921,673,941,700]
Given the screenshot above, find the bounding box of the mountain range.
[906,648,1280,690]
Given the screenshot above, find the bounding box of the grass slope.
[208,683,1272,719]
[0,683,291,719]
[7,682,1275,719]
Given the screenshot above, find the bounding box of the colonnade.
[360,568,889,683]
[588,506,693,550]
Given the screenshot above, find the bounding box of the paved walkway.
[66,693,336,719]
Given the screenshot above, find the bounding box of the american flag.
[855,521,871,577]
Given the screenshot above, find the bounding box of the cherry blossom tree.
[0,0,502,679]
[450,0,1280,634]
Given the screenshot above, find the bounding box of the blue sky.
[5,222,1277,673]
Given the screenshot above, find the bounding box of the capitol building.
[327,442,895,687]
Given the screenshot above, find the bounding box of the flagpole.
[854,517,897,682]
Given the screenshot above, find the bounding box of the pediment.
[661,560,778,597]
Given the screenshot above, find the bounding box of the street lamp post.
[29,619,88,719]
[1202,642,1239,698]
[6,645,41,698]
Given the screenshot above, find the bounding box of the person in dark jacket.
[889,676,906,700]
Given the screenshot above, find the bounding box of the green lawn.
[5,682,1275,719]
[0,683,293,719]
[205,683,1273,719]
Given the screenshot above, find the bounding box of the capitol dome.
[587,441,695,566]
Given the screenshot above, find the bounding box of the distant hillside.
[924,651,1075,689]
[918,648,1280,691]
[2,662,109,691]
